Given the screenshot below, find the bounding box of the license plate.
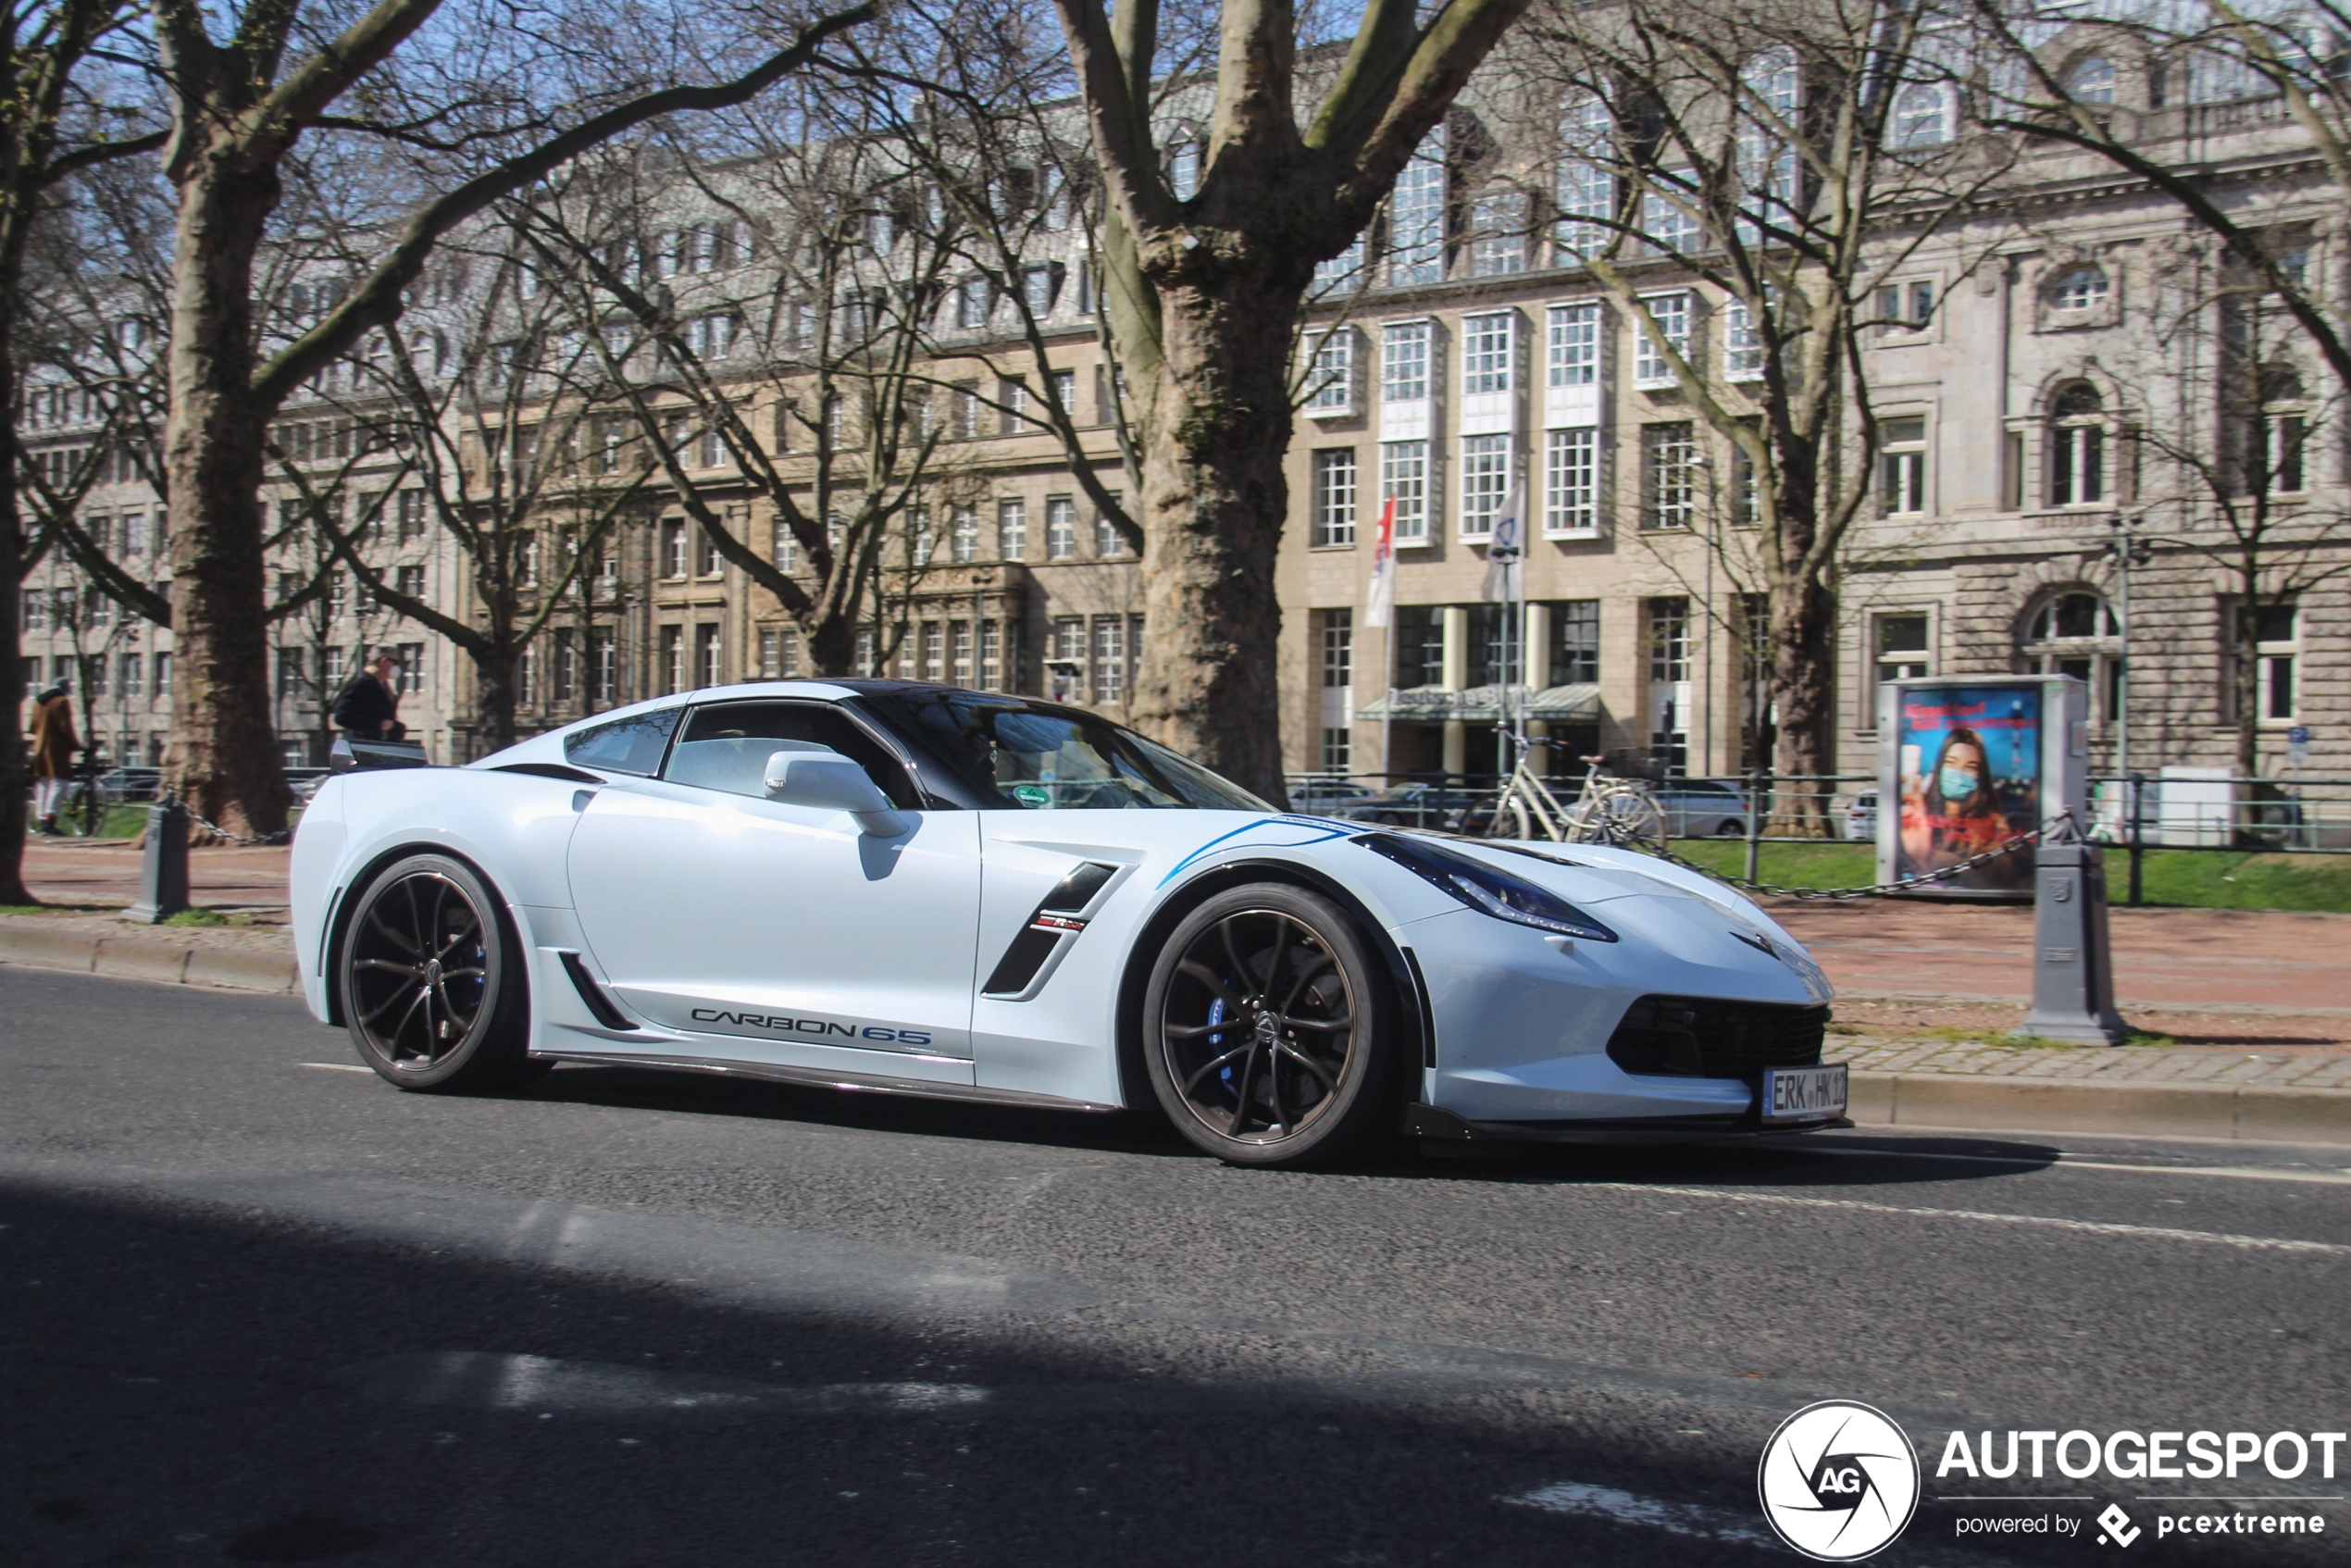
[1762,1063,1847,1124]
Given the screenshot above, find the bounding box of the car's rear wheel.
[1142,884,1403,1168]
[339,852,544,1093]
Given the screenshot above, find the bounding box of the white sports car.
[291,681,1846,1167]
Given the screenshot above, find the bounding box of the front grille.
[1605,995,1828,1080]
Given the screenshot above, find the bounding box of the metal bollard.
[2014,813,2132,1045]
[125,794,191,924]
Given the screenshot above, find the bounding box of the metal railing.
[1283,767,2351,904]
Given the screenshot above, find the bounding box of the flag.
[1364,497,1396,628]
[1481,479,1526,603]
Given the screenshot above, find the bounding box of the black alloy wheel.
[1142,884,1401,1167]
[339,852,541,1092]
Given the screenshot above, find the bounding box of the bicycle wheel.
[1592,789,1666,846]
[1486,794,1535,840]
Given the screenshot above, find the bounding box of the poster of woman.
[1894,685,2041,892]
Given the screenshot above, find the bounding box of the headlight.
[1359,834,1618,942]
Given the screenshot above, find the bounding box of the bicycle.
[1485,733,1668,846]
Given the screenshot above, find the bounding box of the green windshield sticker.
[1011,783,1052,808]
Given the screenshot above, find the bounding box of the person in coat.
[331,648,406,741]
[30,680,82,835]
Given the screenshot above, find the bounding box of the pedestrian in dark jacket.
[30,680,81,834]
[332,648,406,740]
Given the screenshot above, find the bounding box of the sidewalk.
[5,843,2346,1145]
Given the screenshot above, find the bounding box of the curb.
[1850,1071,2351,1148]
[0,928,299,995]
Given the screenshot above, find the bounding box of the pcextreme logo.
[1758,1400,1922,1562]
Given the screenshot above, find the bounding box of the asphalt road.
[4,968,2347,1568]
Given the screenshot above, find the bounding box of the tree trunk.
[1769,564,1837,837]
[0,303,31,902]
[473,643,519,753]
[1128,266,1305,807]
[161,138,292,838]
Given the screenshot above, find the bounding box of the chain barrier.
[173,795,294,847]
[1621,814,2070,901]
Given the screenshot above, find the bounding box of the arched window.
[1893,82,1951,147]
[2048,265,2108,313]
[2048,382,2107,506]
[2064,56,2118,103]
[2021,591,2121,720]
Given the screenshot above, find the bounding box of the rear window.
[564,706,685,776]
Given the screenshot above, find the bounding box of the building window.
[950,506,978,563]
[952,380,981,438]
[1304,329,1356,413]
[1168,138,1201,200]
[1312,449,1359,547]
[154,652,171,698]
[997,499,1026,561]
[1092,616,1126,703]
[1461,311,1516,394]
[1634,292,1692,387]
[695,625,721,689]
[1045,496,1077,559]
[1458,434,1511,540]
[1467,191,1527,276]
[278,646,305,699]
[1382,441,1431,543]
[1381,320,1429,403]
[1469,602,1521,687]
[1322,607,1353,691]
[1551,600,1599,685]
[1875,613,1931,682]
[1649,598,1690,683]
[395,565,427,601]
[998,380,1027,437]
[590,630,616,702]
[699,529,722,577]
[1892,82,1951,147]
[2022,591,2121,722]
[2250,369,2310,494]
[2047,382,2106,506]
[1095,494,1126,558]
[1548,302,1601,386]
[1724,299,1765,381]
[1732,435,1762,526]
[950,620,974,686]
[1387,130,1446,286]
[758,627,782,678]
[978,619,1001,691]
[2064,56,2117,104]
[119,652,143,699]
[1879,417,1928,515]
[1874,280,1935,334]
[1393,604,1446,688]
[1544,428,1600,537]
[555,634,580,703]
[2237,602,2299,721]
[1048,616,1085,702]
[2048,265,2109,314]
[659,625,683,695]
[1641,173,1699,255]
[662,520,688,579]
[1642,423,1698,529]
[1555,92,1613,263]
[955,278,990,330]
[921,620,945,682]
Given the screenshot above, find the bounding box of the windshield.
[867,690,1271,812]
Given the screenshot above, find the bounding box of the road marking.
[1505,1482,1774,1546]
[297,1062,373,1074]
[1785,1144,2351,1187]
[1580,1182,2351,1255]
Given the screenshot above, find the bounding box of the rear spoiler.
[330,736,432,772]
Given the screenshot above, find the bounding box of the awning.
[1351,683,1602,722]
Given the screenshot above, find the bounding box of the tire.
[337,852,545,1093]
[1142,884,1404,1168]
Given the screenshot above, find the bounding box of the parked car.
[1287,778,1380,815]
[1845,786,1878,842]
[1651,778,1751,838]
[1329,783,1493,829]
[94,766,163,804]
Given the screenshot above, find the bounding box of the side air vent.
[559,951,639,1030]
[981,861,1124,999]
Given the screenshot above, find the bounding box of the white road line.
[1579,1182,2351,1255]
[297,1062,373,1074]
[1506,1481,1775,1546]
[1787,1145,2351,1187]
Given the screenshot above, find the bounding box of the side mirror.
[764,752,909,836]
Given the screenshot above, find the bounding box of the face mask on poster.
[1938,765,1979,802]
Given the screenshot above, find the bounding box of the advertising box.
[1876,677,2088,899]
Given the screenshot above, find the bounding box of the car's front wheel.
[1142,884,1403,1167]
[338,852,543,1092]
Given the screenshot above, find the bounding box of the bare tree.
[1524,0,2007,823]
[0,0,163,900]
[146,0,874,837]
[1039,0,1536,803]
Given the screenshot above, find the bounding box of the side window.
[565,705,685,776]
[665,702,921,808]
